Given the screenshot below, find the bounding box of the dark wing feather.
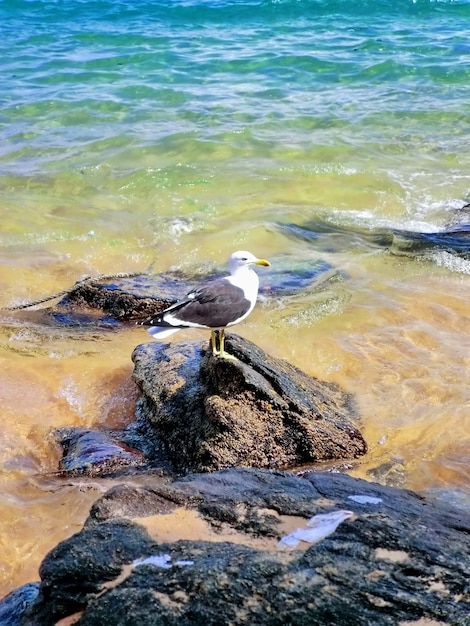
[173,278,251,327]
[140,278,251,329]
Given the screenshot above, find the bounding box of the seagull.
[138,250,270,358]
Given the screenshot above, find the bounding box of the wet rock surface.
[125,334,366,474]
[57,274,182,321]
[0,583,40,626]
[4,235,468,624]
[53,255,337,323]
[3,214,468,329]
[54,428,149,477]
[15,468,470,626]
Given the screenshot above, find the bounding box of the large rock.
[126,334,367,474]
[17,468,470,625]
[51,255,338,322]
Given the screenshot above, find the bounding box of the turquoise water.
[2,0,469,247]
[1,0,470,595]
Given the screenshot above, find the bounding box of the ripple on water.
[0,0,469,598]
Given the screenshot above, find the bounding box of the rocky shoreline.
[3,467,469,625]
[2,248,469,625]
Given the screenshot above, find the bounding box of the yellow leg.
[219,329,225,358]
[211,329,235,359]
[218,329,236,360]
[211,330,219,356]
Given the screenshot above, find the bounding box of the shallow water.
[1,0,470,597]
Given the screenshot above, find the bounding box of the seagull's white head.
[228,250,270,275]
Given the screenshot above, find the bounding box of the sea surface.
[1,0,469,597]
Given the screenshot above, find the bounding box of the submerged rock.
[126,333,366,474]
[2,254,341,331]
[56,274,182,321]
[52,255,338,322]
[15,468,470,625]
[54,428,148,477]
[0,583,40,626]
[279,213,470,260]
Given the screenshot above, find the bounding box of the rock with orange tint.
[11,468,470,625]
[127,333,367,474]
[57,273,179,322]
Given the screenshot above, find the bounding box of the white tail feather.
[147,327,181,340]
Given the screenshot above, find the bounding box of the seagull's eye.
[241,257,248,261]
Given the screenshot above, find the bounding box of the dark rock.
[256,254,339,297]
[45,311,121,328]
[3,254,340,332]
[85,483,177,526]
[0,583,40,626]
[390,225,470,256]
[277,220,394,252]
[18,468,470,625]
[54,428,148,477]
[53,255,338,322]
[127,334,366,474]
[20,519,156,625]
[57,274,179,322]
[279,214,470,259]
[49,333,363,480]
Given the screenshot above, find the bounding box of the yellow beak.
[254,258,270,267]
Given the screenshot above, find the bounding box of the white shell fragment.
[278,510,354,548]
[132,554,194,569]
[348,494,383,505]
[133,554,172,569]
